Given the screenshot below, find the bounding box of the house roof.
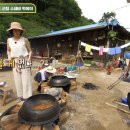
[29,21,130,39]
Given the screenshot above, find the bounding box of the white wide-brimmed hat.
[7,22,23,31]
[44,66,56,73]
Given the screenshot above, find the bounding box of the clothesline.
[81,42,130,52]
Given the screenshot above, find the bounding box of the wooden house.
[29,21,130,65]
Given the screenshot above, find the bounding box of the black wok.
[48,75,71,92]
[18,94,60,125]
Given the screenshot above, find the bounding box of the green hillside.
[0,0,94,42]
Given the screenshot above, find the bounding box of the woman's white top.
[8,37,29,58]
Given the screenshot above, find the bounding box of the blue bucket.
[121,97,128,104]
[124,52,130,59]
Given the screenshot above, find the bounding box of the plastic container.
[121,97,128,104]
[67,65,76,71]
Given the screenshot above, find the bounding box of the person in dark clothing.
[118,59,127,70]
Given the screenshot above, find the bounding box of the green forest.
[0,0,94,42]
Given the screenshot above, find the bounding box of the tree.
[99,12,116,23]
[0,0,94,42]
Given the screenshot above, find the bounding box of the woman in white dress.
[7,22,32,101]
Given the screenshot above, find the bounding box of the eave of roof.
[29,22,130,39]
[29,22,108,39]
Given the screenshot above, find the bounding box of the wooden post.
[47,43,49,58]
[75,40,82,73]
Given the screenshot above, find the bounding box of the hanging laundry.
[81,41,130,51]
[99,47,104,56]
[115,47,121,54]
[124,52,130,59]
[108,48,116,55]
[90,51,93,55]
[85,44,91,52]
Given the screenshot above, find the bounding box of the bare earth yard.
[0,65,130,130]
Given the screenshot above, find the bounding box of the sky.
[76,0,130,31]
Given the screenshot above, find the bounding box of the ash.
[69,91,85,101]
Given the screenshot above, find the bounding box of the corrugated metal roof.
[45,22,107,36]
[30,21,130,39]
[30,22,109,39]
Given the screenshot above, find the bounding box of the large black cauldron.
[48,75,71,92]
[18,94,60,125]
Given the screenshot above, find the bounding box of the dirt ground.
[1,64,130,130]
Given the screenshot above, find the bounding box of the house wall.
[30,35,80,58]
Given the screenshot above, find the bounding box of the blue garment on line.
[124,52,130,59]
[108,48,116,55]
[115,47,121,54]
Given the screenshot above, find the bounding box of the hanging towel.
[85,44,91,52]
[108,48,116,55]
[99,47,104,56]
[115,47,121,54]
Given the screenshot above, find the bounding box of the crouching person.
[34,66,56,92]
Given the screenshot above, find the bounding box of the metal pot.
[48,75,71,92]
[18,94,60,125]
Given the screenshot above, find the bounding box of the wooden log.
[1,113,31,130]
[113,100,128,107]
[0,100,17,117]
[59,110,70,124]
[53,125,60,130]
[105,102,130,114]
[29,125,42,130]
[0,87,16,106]
[2,123,21,130]
[41,124,53,130]
[17,124,31,130]
[1,116,21,130]
[1,113,18,126]
[9,105,21,114]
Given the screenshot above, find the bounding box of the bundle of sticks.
[107,73,127,90]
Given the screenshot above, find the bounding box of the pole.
[76,40,83,73]
[47,43,49,58]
